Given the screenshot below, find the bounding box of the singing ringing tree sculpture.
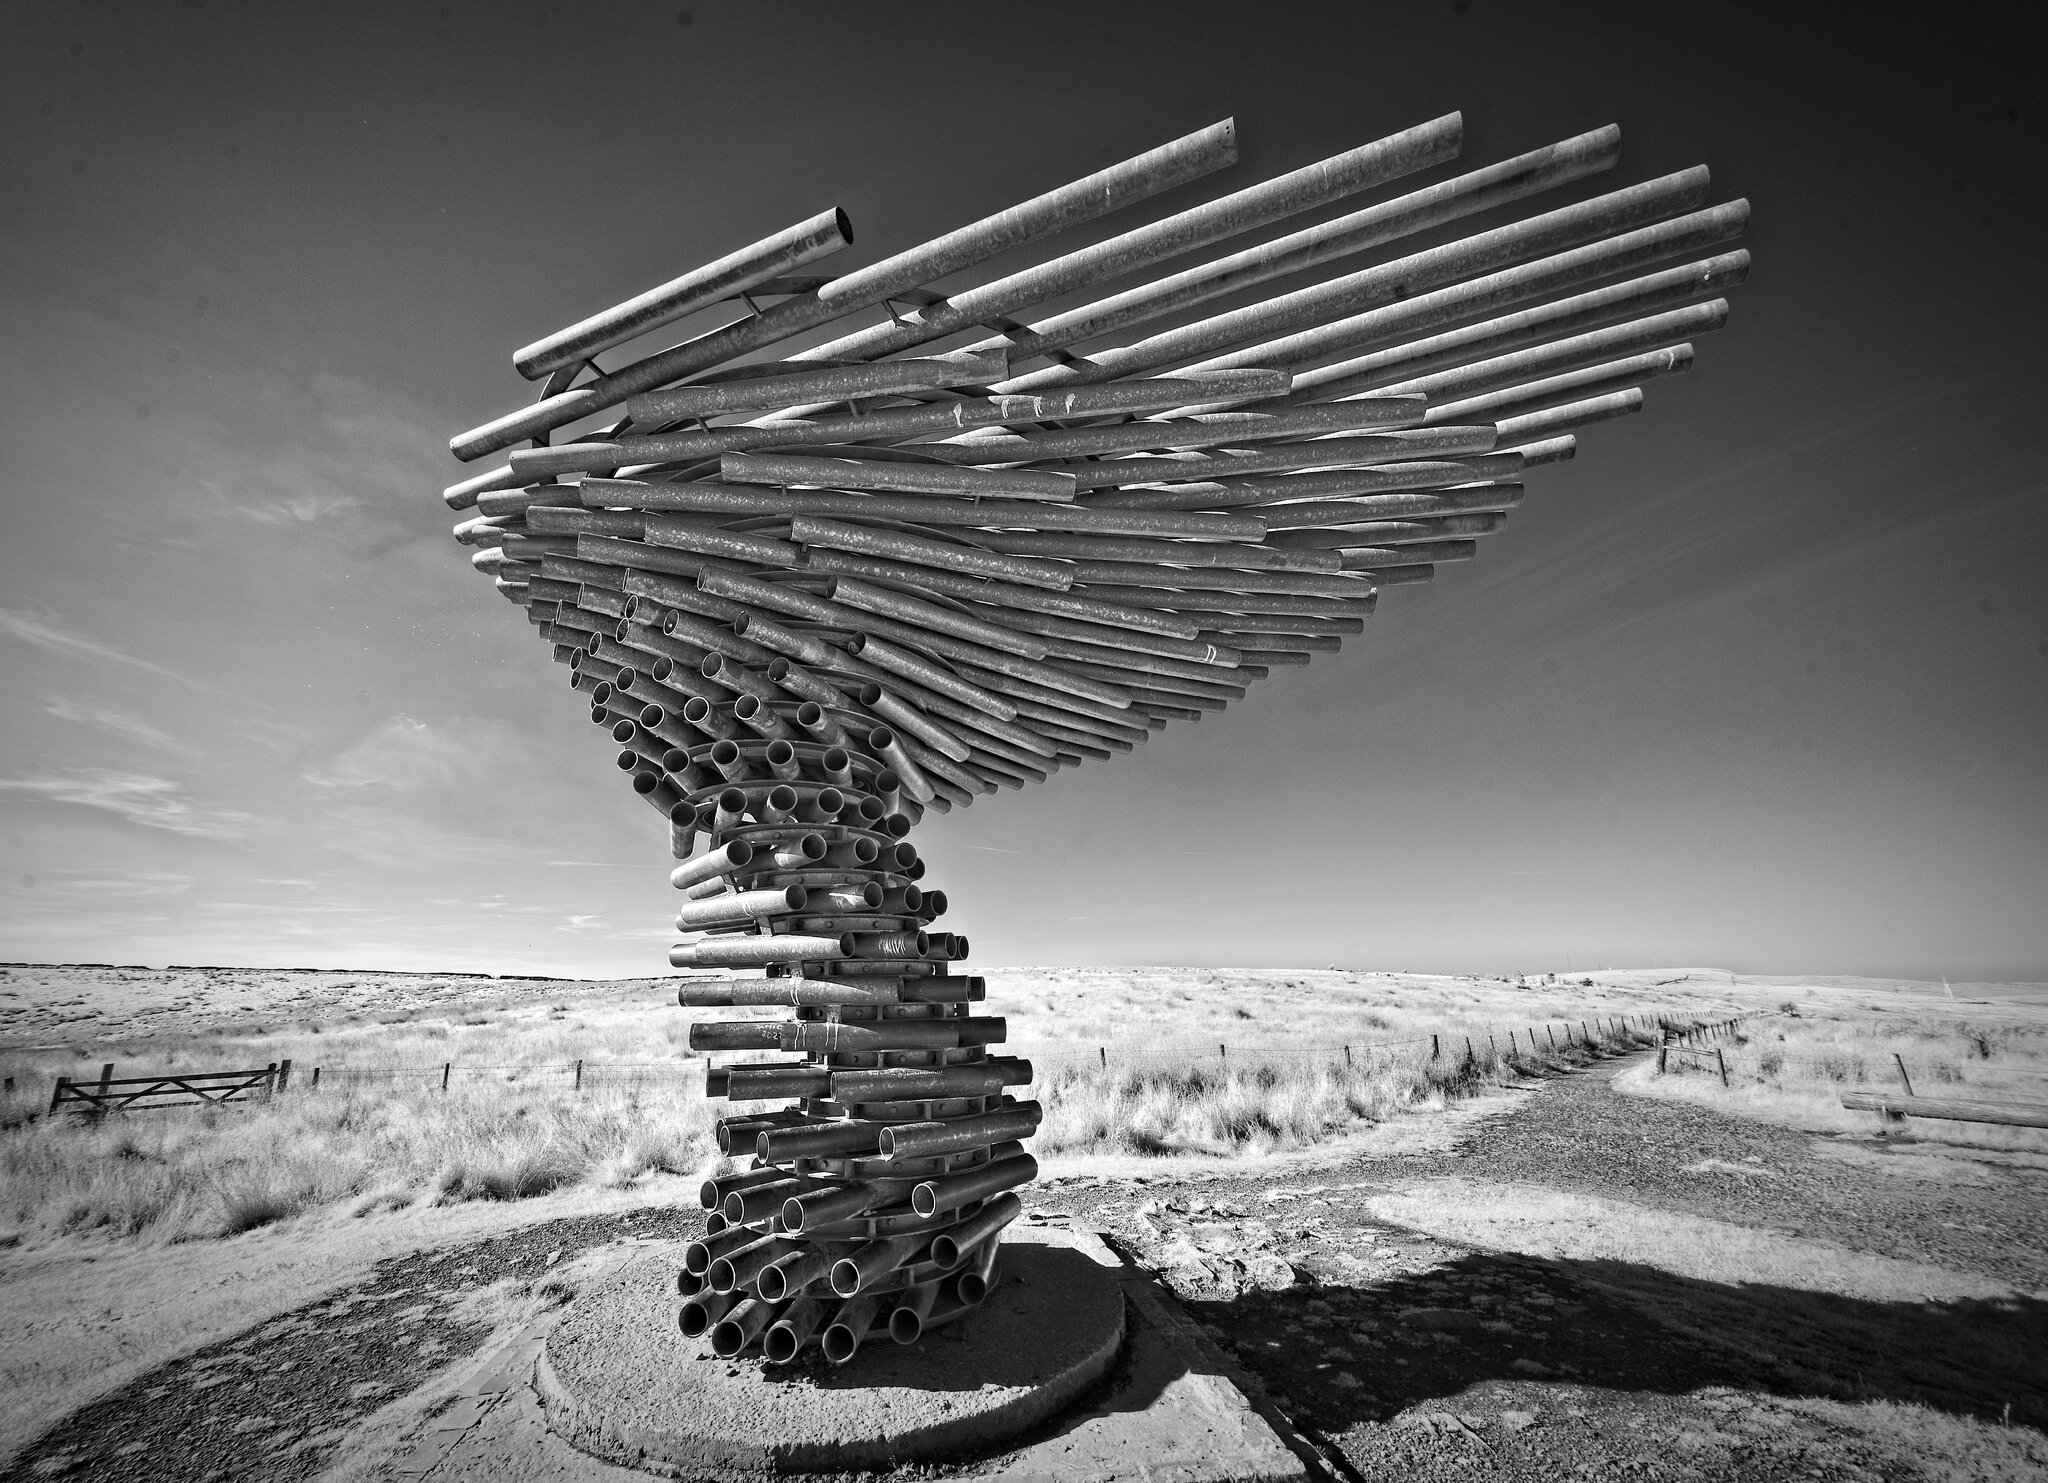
[443,109,1748,1365]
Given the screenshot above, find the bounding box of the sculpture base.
[537,1228,1124,1475]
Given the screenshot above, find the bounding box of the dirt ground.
[5,1045,2044,1482]
[1037,1054,2048,1481]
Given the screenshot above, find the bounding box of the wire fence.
[267,1011,1685,1098]
[309,1060,691,1093]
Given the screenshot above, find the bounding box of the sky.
[1,2,2044,980]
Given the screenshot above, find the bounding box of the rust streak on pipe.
[1082,452,1524,510]
[915,396,1426,465]
[791,515,1075,591]
[1056,425,1500,490]
[982,126,1623,385]
[1300,267,1743,402]
[801,548,1199,637]
[802,114,1463,364]
[1185,200,1750,385]
[826,576,1049,660]
[578,476,1263,543]
[513,209,852,380]
[449,120,1239,460]
[999,162,1709,392]
[724,452,1078,505]
[625,351,1006,423]
[1423,347,1692,424]
[505,371,1293,479]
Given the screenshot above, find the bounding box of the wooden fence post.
[1343,1045,1353,1068]
[98,1063,114,1102]
[1894,1054,1914,1097]
[311,1066,321,1089]
[1716,1048,1729,1088]
[575,1058,584,1091]
[1431,1035,1439,1061]
[1546,1026,1556,1050]
[442,1062,452,1092]
[276,1059,292,1094]
[1098,1046,1106,1070]
[1658,1045,1668,1073]
[1218,1043,1226,1062]
[49,1076,69,1113]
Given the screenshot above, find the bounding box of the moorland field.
[1,962,2043,1480]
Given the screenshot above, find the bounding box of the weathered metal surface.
[513,208,854,380]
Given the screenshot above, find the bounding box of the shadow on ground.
[1185,1248,2048,1438]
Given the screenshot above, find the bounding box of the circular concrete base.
[537,1231,1124,1476]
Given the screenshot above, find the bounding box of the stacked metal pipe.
[444,111,1746,1362]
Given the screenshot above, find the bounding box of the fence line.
[1654,1012,1763,1085]
[193,1012,1693,1093]
[25,1012,1710,1112]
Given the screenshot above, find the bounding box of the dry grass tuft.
[1029,1030,1642,1159]
[0,967,1668,1249]
[0,1082,719,1246]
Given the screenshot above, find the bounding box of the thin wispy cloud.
[2,868,194,901]
[214,490,363,527]
[187,898,373,917]
[302,714,447,790]
[0,607,193,685]
[309,803,525,868]
[227,719,323,753]
[304,714,526,791]
[296,714,597,868]
[42,693,200,759]
[176,372,451,560]
[0,770,258,840]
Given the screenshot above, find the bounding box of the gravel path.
[1440,1056,2048,1289]
[1040,1050,2048,1292]
[1033,1049,2048,1478]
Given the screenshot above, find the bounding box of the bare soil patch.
[8,1206,698,1483]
